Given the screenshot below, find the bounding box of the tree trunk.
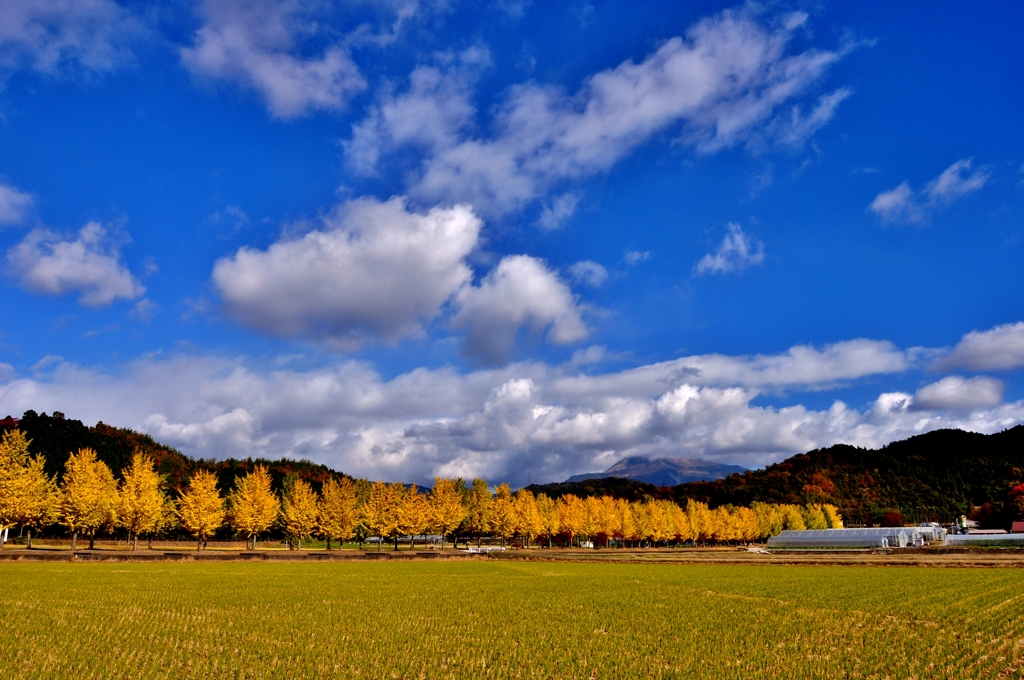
[394,536,399,551]
[326,537,332,550]
[377,535,381,551]
[148,536,153,550]
[133,533,139,551]
[27,528,33,549]
[197,538,202,551]
[89,536,95,550]
[71,531,77,552]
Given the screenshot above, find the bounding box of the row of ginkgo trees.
[0,429,844,551]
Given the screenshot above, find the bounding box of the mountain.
[675,426,1024,526]
[2,410,346,494]
[565,456,748,486]
[529,426,1024,528]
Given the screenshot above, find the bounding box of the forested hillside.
[1,411,345,494]
[676,426,1024,526]
[5,410,1023,527]
[530,426,1024,527]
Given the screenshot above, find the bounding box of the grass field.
[1,562,1022,678]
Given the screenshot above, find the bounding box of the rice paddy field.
[1,561,1022,678]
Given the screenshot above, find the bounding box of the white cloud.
[869,182,920,223]
[536,193,579,230]
[694,223,764,275]
[924,159,991,203]
[774,87,852,147]
[624,250,650,265]
[568,260,608,288]
[935,321,1024,371]
[181,0,366,118]
[6,222,144,306]
[350,7,850,215]
[870,159,990,224]
[213,196,481,348]
[1,338,1020,486]
[912,375,1004,412]
[451,255,589,365]
[0,0,139,79]
[0,182,33,226]
[344,63,478,175]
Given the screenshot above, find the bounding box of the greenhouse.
[946,533,1024,546]
[766,527,936,549]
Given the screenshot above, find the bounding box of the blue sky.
[0,1,1022,485]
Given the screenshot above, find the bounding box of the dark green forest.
[5,410,1024,528]
[2,410,346,496]
[528,426,1024,527]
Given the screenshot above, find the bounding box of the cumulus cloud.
[213,196,481,348]
[0,0,140,79]
[935,321,1024,371]
[0,182,33,226]
[568,260,608,288]
[349,8,850,215]
[6,222,144,306]
[912,375,1004,412]
[181,0,366,118]
[344,62,478,175]
[452,255,589,366]
[694,223,764,275]
[870,159,991,224]
[1,338,1020,486]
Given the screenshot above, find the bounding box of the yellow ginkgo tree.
[317,476,358,550]
[229,465,279,550]
[177,470,225,551]
[14,455,59,548]
[428,477,466,550]
[60,448,119,551]
[118,452,167,551]
[282,479,319,550]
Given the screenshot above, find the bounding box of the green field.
[1,562,1022,678]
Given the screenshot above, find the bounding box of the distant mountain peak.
[565,456,747,486]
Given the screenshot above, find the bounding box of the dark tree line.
[6,410,1024,530]
[528,426,1024,527]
